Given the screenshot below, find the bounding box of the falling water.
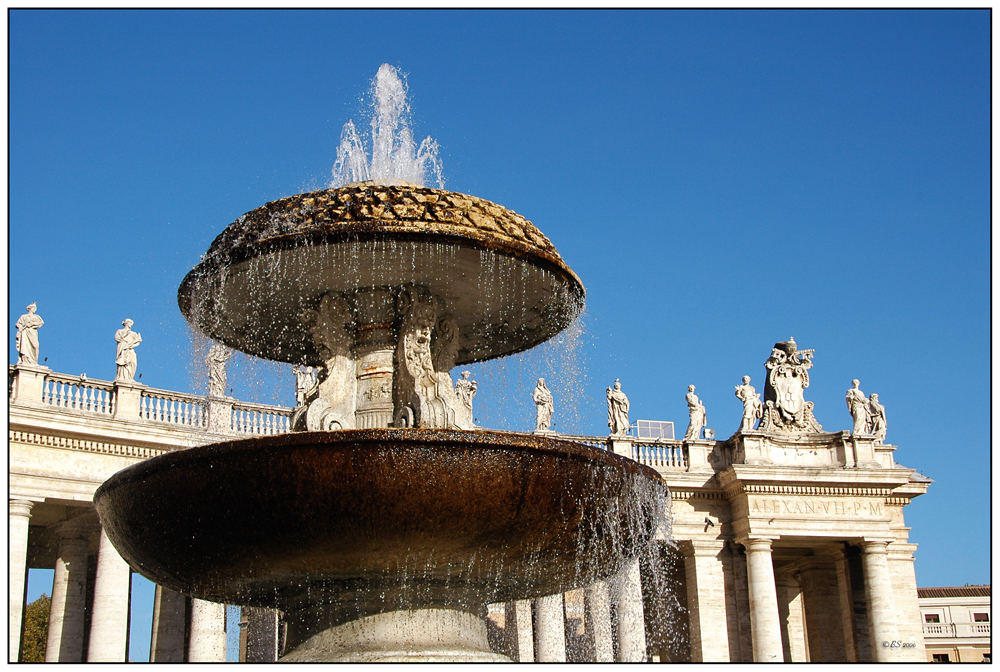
[330,64,444,188]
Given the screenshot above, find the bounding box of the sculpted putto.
[734,375,763,432]
[683,385,706,442]
[533,378,554,432]
[114,319,142,383]
[606,379,630,436]
[14,302,44,366]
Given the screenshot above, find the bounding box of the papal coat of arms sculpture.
[759,337,823,434]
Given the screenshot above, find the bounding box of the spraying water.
[331,64,444,188]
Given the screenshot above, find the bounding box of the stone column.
[45,522,91,662]
[860,540,898,662]
[611,557,647,662]
[775,573,807,662]
[833,551,859,661]
[503,600,534,662]
[189,598,228,662]
[887,543,927,662]
[799,561,849,661]
[150,585,187,662]
[533,593,566,662]
[9,499,34,662]
[743,538,784,662]
[682,540,732,661]
[87,527,131,662]
[584,581,613,662]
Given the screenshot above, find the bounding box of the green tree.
[20,593,50,662]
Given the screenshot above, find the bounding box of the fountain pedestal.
[281,608,507,662]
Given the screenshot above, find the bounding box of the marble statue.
[869,393,887,443]
[760,337,823,433]
[114,319,142,383]
[454,370,478,428]
[393,289,465,429]
[532,378,554,432]
[292,365,318,405]
[683,385,707,441]
[297,294,356,431]
[206,343,232,397]
[734,375,763,432]
[845,379,870,435]
[606,379,630,436]
[14,302,44,366]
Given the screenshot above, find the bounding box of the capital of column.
[859,539,891,555]
[9,499,35,519]
[680,538,728,557]
[740,536,776,553]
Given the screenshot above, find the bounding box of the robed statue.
[606,379,630,436]
[15,302,44,366]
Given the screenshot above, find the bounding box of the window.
[925,614,941,623]
[973,613,989,622]
[932,654,950,663]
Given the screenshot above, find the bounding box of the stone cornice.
[10,428,170,460]
[723,483,895,499]
[9,403,229,451]
[669,488,727,501]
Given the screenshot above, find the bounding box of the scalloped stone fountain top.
[178,181,585,366]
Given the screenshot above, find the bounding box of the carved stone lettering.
[749,498,884,519]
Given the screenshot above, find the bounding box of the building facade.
[9,337,930,662]
[918,585,991,662]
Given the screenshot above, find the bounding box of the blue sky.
[12,9,989,660]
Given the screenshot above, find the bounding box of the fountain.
[93,65,667,662]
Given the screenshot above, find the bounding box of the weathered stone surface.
[178,182,585,366]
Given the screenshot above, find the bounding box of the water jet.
[94,65,667,662]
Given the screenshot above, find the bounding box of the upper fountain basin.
[178,182,585,365]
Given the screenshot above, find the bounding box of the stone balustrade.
[922,622,991,638]
[8,365,292,439]
[631,440,688,469]
[10,365,699,472]
[43,372,116,416]
[230,402,291,435]
[140,389,208,428]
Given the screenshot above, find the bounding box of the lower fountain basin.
[94,429,665,618]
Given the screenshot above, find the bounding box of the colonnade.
[9,499,228,663]
[679,535,915,662]
[503,557,648,662]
